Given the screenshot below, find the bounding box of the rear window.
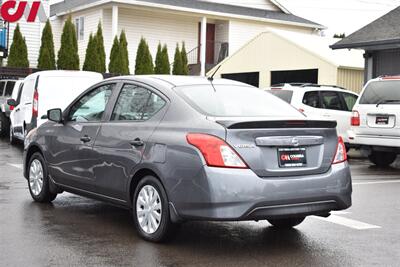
[4,81,15,96]
[176,84,302,117]
[359,80,400,104]
[268,90,293,103]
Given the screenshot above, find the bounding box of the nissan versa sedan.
[23,76,352,242]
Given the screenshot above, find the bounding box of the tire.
[27,152,57,203]
[0,112,10,137]
[9,126,17,145]
[268,217,306,229]
[368,151,397,167]
[132,175,177,242]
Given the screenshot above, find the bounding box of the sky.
[278,0,400,36]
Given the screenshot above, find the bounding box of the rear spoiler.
[216,120,337,129]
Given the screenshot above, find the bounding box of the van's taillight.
[10,105,14,111]
[351,110,360,126]
[186,133,248,169]
[332,136,347,164]
[32,90,38,117]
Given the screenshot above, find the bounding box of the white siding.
[6,0,50,68]
[229,19,314,55]
[202,0,280,11]
[114,7,199,73]
[51,7,102,69]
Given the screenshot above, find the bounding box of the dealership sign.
[1,1,47,23]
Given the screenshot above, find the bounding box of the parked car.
[349,75,400,166]
[0,79,18,136]
[267,84,359,148]
[23,76,351,242]
[7,71,103,143]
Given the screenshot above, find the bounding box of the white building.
[49,0,324,74]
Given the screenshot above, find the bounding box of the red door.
[198,23,216,64]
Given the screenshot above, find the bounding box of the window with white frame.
[75,17,84,41]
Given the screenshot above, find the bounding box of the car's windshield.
[359,80,400,104]
[176,84,303,117]
[268,90,293,103]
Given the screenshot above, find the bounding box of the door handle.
[130,138,144,147]
[80,135,91,143]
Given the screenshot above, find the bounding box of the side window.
[0,81,5,96]
[342,93,358,111]
[321,91,345,111]
[303,91,320,108]
[111,84,166,121]
[4,81,15,96]
[68,84,114,122]
[16,83,24,104]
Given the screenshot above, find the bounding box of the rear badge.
[233,144,255,149]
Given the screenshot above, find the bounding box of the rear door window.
[0,81,5,96]
[268,90,293,103]
[341,92,358,111]
[321,91,346,111]
[4,81,15,97]
[302,91,321,108]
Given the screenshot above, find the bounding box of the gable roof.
[50,0,324,29]
[331,6,400,50]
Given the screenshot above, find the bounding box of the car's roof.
[269,84,358,95]
[105,75,252,88]
[26,70,103,79]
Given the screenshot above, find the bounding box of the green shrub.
[135,37,154,75]
[7,24,29,68]
[155,43,170,74]
[57,16,79,70]
[172,43,183,75]
[108,35,120,74]
[181,42,189,75]
[119,30,130,75]
[38,20,56,70]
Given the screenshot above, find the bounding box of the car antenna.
[208,65,222,92]
[208,65,222,82]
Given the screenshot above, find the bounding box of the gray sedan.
[23,76,352,242]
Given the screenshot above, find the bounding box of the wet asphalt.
[0,137,399,267]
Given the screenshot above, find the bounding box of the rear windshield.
[268,90,293,103]
[359,80,400,104]
[176,84,302,117]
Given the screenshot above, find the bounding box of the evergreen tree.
[161,44,171,74]
[135,37,154,75]
[108,36,120,74]
[172,43,183,75]
[181,42,189,75]
[57,16,79,70]
[83,33,97,71]
[119,30,130,75]
[95,22,106,73]
[38,20,56,70]
[7,24,29,68]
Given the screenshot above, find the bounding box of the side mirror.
[7,98,17,107]
[47,108,63,123]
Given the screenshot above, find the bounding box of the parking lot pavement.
[0,138,399,267]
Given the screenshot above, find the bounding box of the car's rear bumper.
[171,162,352,221]
[347,130,400,151]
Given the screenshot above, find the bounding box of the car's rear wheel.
[268,217,306,228]
[0,112,10,137]
[368,151,397,167]
[133,175,176,242]
[28,152,57,203]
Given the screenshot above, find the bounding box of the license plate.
[278,148,307,168]
[376,116,389,125]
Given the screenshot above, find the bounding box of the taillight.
[298,108,305,113]
[186,133,248,169]
[32,90,38,117]
[10,105,14,111]
[332,136,347,164]
[351,110,360,126]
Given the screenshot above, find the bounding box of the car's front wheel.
[268,217,306,228]
[133,175,176,242]
[368,151,397,167]
[28,152,57,203]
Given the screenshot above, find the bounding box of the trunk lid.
[216,118,338,177]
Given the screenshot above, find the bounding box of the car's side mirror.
[7,98,17,107]
[47,108,63,123]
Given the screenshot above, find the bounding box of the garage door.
[271,69,318,85]
[373,49,400,77]
[221,72,259,87]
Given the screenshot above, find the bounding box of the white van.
[8,71,103,143]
